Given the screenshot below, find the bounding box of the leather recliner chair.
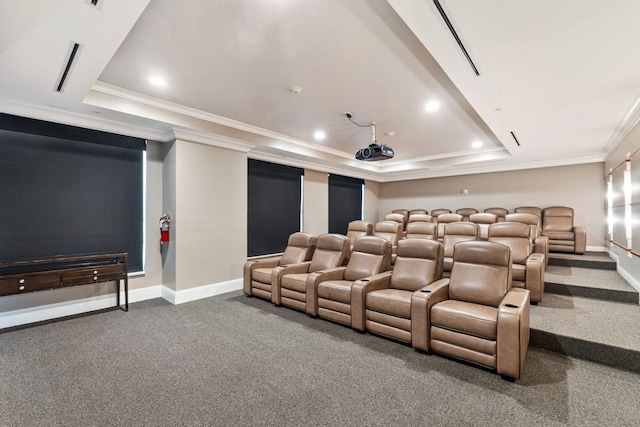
[420,240,530,380]
[506,213,549,267]
[405,222,437,240]
[456,208,479,221]
[374,221,403,264]
[484,207,509,222]
[542,206,586,254]
[273,233,350,310]
[351,239,443,349]
[488,222,545,303]
[243,232,316,301]
[430,208,452,218]
[347,220,373,241]
[306,236,392,326]
[392,209,409,229]
[408,213,434,224]
[442,222,478,276]
[385,213,406,233]
[469,212,497,240]
[436,213,463,240]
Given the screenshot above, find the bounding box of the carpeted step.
[530,294,640,373]
[547,251,616,270]
[544,265,639,304]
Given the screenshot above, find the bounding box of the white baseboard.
[0,279,243,329]
[607,249,640,298]
[586,245,606,252]
[161,278,243,305]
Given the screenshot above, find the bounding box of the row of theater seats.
[349,218,545,302]
[385,206,586,255]
[244,233,529,380]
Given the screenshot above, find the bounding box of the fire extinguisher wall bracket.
[160,214,171,244]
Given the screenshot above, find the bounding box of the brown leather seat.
[351,239,443,348]
[405,222,437,240]
[515,206,542,218]
[307,236,392,326]
[421,240,530,380]
[436,213,463,240]
[243,232,316,301]
[456,208,479,221]
[273,233,350,310]
[442,222,478,276]
[346,220,373,242]
[542,206,586,254]
[484,207,509,222]
[409,209,428,216]
[430,208,452,218]
[408,213,434,224]
[489,222,545,303]
[469,212,497,240]
[385,213,406,233]
[374,221,403,264]
[506,213,549,267]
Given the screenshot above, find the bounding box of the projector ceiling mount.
[345,112,394,161]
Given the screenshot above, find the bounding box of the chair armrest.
[525,253,545,303]
[270,262,311,304]
[573,226,586,254]
[243,257,281,296]
[497,288,530,380]
[305,267,347,316]
[534,236,549,267]
[351,271,393,331]
[410,278,450,352]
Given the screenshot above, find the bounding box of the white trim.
[586,246,607,252]
[0,285,162,330]
[616,265,640,296]
[0,97,170,142]
[161,279,243,305]
[171,127,254,153]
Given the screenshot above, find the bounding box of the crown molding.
[0,97,169,141]
[91,81,354,160]
[602,90,640,159]
[171,127,254,153]
[377,155,604,182]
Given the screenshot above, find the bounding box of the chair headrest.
[453,240,510,267]
[488,222,531,239]
[444,222,478,236]
[484,207,508,216]
[543,206,573,217]
[438,213,463,223]
[316,233,348,251]
[469,213,497,224]
[288,232,315,247]
[505,213,539,226]
[375,221,402,233]
[347,220,373,233]
[352,236,390,255]
[397,239,441,259]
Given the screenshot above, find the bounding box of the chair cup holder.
[504,303,519,308]
[420,289,432,293]
[361,279,370,282]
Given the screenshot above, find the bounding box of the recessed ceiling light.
[425,100,440,112]
[149,77,166,86]
[313,130,326,141]
[472,140,483,148]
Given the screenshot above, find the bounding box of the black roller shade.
[329,174,364,235]
[0,114,145,272]
[247,159,303,257]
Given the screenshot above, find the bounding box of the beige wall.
[173,139,247,290]
[364,180,380,224]
[379,163,605,248]
[303,169,328,235]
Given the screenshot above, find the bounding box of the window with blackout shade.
[328,174,364,235]
[0,113,145,272]
[247,159,303,257]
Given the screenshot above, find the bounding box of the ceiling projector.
[355,143,395,161]
[345,112,394,162]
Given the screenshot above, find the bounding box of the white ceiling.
[2,0,640,181]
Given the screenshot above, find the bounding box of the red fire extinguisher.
[160,214,171,244]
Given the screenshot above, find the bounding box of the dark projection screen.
[247,159,303,257]
[0,113,145,272]
[329,174,364,235]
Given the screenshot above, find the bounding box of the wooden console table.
[0,252,129,311]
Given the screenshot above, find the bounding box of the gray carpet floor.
[548,252,614,262]
[544,265,635,292]
[1,291,639,427]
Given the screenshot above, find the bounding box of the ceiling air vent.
[510,131,521,146]
[55,42,81,93]
[433,0,480,76]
